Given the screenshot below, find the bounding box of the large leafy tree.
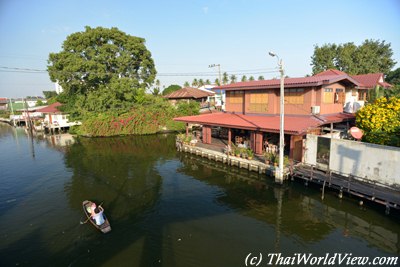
[47,26,156,115]
[356,97,400,146]
[386,67,400,85]
[311,39,396,75]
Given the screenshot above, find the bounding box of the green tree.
[311,43,338,74]
[162,84,181,96]
[183,81,190,87]
[386,67,400,85]
[198,79,204,87]
[47,26,156,115]
[384,85,400,98]
[230,74,237,84]
[311,39,396,75]
[192,78,199,87]
[151,79,161,95]
[222,72,229,85]
[258,75,264,80]
[356,97,400,146]
[35,100,44,106]
[241,75,247,82]
[249,76,255,81]
[43,91,58,99]
[214,78,220,86]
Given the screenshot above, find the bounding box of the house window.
[249,92,268,112]
[359,91,367,101]
[335,88,345,104]
[284,88,304,104]
[227,91,243,104]
[323,88,333,103]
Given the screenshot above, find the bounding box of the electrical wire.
[0,66,279,77]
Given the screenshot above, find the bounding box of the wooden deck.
[292,164,400,212]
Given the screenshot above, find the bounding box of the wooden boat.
[82,200,111,233]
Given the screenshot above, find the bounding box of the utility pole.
[269,52,285,184]
[208,64,221,85]
[209,64,223,110]
[8,98,16,127]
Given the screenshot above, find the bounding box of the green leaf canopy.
[311,39,396,75]
[47,26,156,113]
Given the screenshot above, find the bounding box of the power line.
[0,66,279,77]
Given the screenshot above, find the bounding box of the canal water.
[0,123,399,266]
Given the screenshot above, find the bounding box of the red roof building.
[163,87,214,108]
[36,102,63,113]
[352,73,392,89]
[174,70,366,161]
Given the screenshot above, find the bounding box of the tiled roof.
[314,69,347,76]
[215,74,359,90]
[36,102,62,113]
[352,73,392,88]
[164,87,214,99]
[174,112,354,135]
[314,69,392,89]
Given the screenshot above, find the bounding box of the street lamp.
[269,51,285,184]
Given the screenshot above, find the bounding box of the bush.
[78,98,200,137]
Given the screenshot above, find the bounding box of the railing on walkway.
[292,163,400,213]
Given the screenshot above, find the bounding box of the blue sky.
[0,0,399,98]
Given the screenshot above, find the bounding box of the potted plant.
[247,148,254,160]
[235,147,241,157]
[177,133,186,142]
[263,151,270,164]
[184,135,192,145]
[270,153,278,166]
[240,147,247,158]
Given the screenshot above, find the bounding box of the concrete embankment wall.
[304,134,400,188]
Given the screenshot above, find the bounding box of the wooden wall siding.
[290,135,304,162]
[284,88,313,115]
[244,90,269,114]
[202,125,212,144]
[226,91,244,113]
[319,83,346,114]
[250,131,264,154]
[225,82,346,115]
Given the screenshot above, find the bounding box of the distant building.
[0,98,8,111]
[163,87,214,109]
[36,102,81,133]
[55,81,63,94]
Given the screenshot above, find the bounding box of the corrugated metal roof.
[164,87,214,99]
[36,102,62,113]
[214,74,360,90]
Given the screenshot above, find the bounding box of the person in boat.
[90,203,105,226]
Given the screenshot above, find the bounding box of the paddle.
[80,202,103,224]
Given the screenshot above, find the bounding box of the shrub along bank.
[72,100,199,137]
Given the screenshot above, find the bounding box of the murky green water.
[0,123,399,266]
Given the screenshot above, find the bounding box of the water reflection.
[178,153,400,255]
[63,135,174,219]
[0,123,399,266]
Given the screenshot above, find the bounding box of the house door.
[202,126,212,144]
[250,131,263,154]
